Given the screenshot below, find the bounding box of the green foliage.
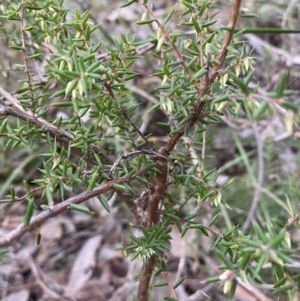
[127,223,172,263]
[0,0,300,300]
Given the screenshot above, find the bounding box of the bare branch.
[242,123,264,232]
[0,187,42,204]
[135,3,242,300]
[164,272,178,300]
[137,257,156,301]
[0,88,143,235]
[0,168,146,247]
[28,255,62,300]
[0,87,25,112]
[0,90,114,164]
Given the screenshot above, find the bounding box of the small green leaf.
[161,260,167,271]
[164,213,180,221]
[268,229,286,249]
[0,118,8,134]
[120,0,137,8]
[163,5,176,25]
[185,213,198,220]
[191,17,201,33]
[69,204,94,215]
[136,19,155,25]
[254,251,268,276]
[253,101,268,120]
[240,13,258,19]
[152,282,168,288]
[24,198,35,225]
[208,213,220,226]
[281,101,299,113]
[253,221,268,244]
[192,68,207,80]
[130,250,141,261]
[113,184,129,191]
[45,185,54,207]
[23,180,31,193]
[276,72,288,98]
[178,115,193,127]
[51,89,66,98]
[129,233,141,244]
[87,168,99,192]
[206,276,221,283]
[65,78,78,96]
[228,71,249,95]
[173,276,185,289]
[273,284,293,294]
[216,249,235,270]
[23,26,34,31]
[10,45,24,51]
[228,279,237,299]
[98,195,110,212]
[10,186,15,200]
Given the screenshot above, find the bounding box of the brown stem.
[164,272,177,300]
[0,92,114,164]
[162,0,242,155]
[137,257,156,301]
[137,159,168,299]
[146,161,168,227]
[209,0,242,83]
[136,2,242,300]
[0,167,147,247]
[0,187,43,204]
[0,88,144,243]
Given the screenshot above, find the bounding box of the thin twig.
[142,3,193,81]
[128,85,160,106]
[96,42,157,61]
[0,88,143,235]
[136,158,168,301]
[0,187,42,204]
[180,218,223,238]
[242,122,264,232]
[0,166,148,247]
[0,91,114,164]
[281,0,298,28]
[0,87,24,112]
[28,255,62,300]
[209,0,242,82]
[135,3,242,300]
[160,0,242,155]
[20,0,35,113]
[164,272,178,300]
[104,82,152,147]
[109,150,169,177]
[183,286,215,301]
[244,33,300,65]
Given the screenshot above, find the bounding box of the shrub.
[0,0,299,300]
